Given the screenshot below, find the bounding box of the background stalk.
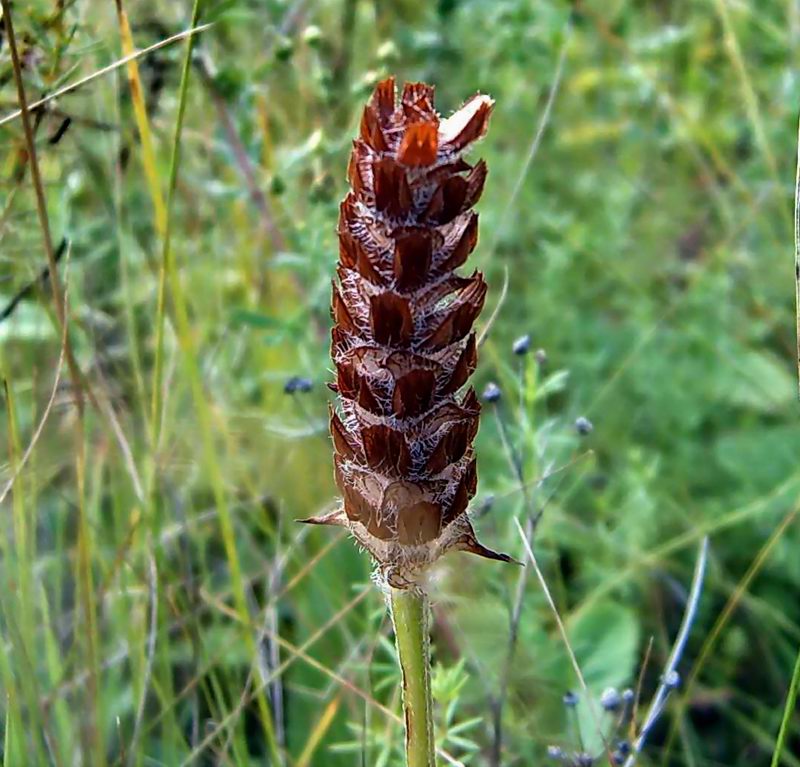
[390,589,435,767]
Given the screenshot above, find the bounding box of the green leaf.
[715,425,800,491]
[568,600,640,752]
[0,299,55,342]
[714,350,794,413]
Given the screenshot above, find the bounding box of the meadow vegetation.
[0,1,799,764]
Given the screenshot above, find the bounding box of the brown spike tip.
[297,508,348,527]
[454,522,520,565]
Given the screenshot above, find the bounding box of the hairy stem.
[390,589,435,767]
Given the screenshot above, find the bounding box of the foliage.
[0,0,798,765]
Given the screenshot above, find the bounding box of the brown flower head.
[302,78,512,588]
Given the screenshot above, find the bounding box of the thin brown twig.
[0,0,87,411]
[0,245,71,507]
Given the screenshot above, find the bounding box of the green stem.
[391,589,435,767]
[770,641,800,767]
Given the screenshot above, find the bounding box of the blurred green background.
[1,0,799,765]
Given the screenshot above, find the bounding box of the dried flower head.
[302,77,512,587]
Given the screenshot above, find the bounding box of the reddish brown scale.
[300,78,513,587]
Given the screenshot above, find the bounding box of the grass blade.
[770,643,800,767]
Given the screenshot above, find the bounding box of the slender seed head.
[301,78,512,588]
